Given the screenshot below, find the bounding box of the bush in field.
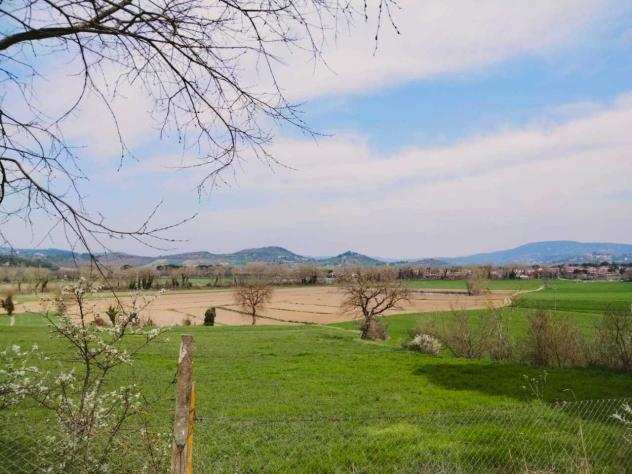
[0,291,15,316]
[465,269,489,296]
[522,310,587,368]
[105,305,120,325]
[204,307,216,326]
[423,310,490,359]
[406,333,442,355]
[420,308,513,360]
[595,306,632,372]
[92,315,106,326]
[128,270,154,290]
[485,309,514,362]
[613,403,632,444]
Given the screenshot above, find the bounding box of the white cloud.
[177,92,632,257]
[270,0,611,99]
[6,92,632,257]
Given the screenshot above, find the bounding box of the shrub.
[406,333,442,355]
[182,317,192,326]
[613,403,632,444]
[485,309,514,362]
[420,308,514,360]
[465,269,489,296]
[522,310,587,368]
[128,312,140,326]
[142,317,156,328]
[92,315,106,326]
[204,307,216,326]
[0,292,15,316]
[105,305,120,325]
[424,310,490,359]
[594,306,632,372]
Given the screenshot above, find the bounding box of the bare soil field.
[17,286,513,326]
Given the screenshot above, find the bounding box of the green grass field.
[2,296,631,471]
[405,279,542,291]
[514,280,632,312]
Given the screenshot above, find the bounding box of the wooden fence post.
[171,335,194,474]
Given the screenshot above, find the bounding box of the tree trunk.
[251,311,256,326]
[360,317,372,340]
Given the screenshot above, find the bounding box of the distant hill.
[444,241,632,265]
[4,241,632,268]
[229,247,310,265]
[318,251,383,266]
[0,248,86,265]
[398,258,449,267]
[2,246,373,267]
[0,254,57,268]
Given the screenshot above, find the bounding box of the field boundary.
[504,284,545,306]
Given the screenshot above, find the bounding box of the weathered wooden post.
[171,335,194,474]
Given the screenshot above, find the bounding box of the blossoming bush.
[406,334,442,355]
[0,278,169,471]
[613,403,631,444]
[0,343,43,409]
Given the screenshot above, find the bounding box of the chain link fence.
[1,399,630,473]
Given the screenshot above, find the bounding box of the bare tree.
[340,268,409,340]
[465,268,489,296]
[0,0,399,259]
[233,281,273,325]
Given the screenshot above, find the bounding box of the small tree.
[1,291,15,316]
[0,279,166,470]
[466,268,489,296]
[340,269,410,340]
[105,305,120,326]
[204,307,216,326]
[234,283,273,325]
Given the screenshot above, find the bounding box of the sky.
[4,0,632,259]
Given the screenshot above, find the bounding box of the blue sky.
[4,0,632,259]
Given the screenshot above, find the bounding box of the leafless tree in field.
[0,0,399,261]
[465,268,489,296]
[340,267,409,340]
[233,281,273,325]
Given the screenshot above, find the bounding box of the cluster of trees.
[0,262,331,294]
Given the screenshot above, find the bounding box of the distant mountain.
[400,258,450,267]
[318,251,383,266]
[0,254,57,268]
[2,246,383,267]
[4,241,632,268]
[229,246,310,265]
[0,247,86,265]
[444,241,632,265]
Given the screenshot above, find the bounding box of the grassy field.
[513,280,632,312]
[405,279,543,291]
[1,297,631,471]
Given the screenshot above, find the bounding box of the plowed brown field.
[18,286,513,326]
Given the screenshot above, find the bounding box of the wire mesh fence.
[1,399,630,473]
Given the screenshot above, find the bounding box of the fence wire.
[1,399,630,473]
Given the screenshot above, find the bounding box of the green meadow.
[1,279,631,472]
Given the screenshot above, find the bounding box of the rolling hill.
[3,240,632,268]
[444,241,632,265]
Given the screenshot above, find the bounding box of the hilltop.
[3,240,632,268]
